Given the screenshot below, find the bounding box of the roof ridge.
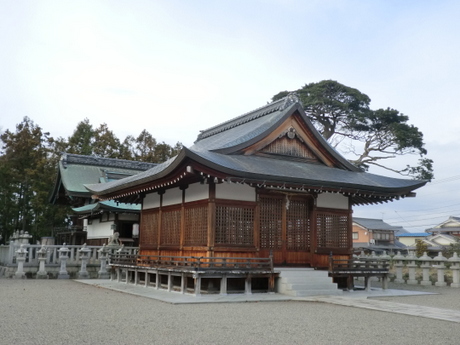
[195,94,300,142]
[62,153,157,170]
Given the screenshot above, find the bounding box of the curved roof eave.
[184,149,426,195]
[87,146,426,200]
[85,149,189,196]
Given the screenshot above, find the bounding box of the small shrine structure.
[86,95,426,269]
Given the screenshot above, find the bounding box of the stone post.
[36,245,49,279]
[393,251,405,283]
[433,252,447,287]
[58,244,70,279]
[14,244,28,279]
[406,252,418,285]
[448,253,460,288]
[97,244,110,279]
[418,252,432,286]
[77,243,91,279]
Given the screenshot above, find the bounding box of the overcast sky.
[1,1,460,232]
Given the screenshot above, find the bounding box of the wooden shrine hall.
[86,94,426,294]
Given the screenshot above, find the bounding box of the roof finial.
[282,92,300,109]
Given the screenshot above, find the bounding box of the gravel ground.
[1,279,460,345]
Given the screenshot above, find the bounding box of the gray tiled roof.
[72,200,140,214]
[51,153,157,199]
[63,153,157,171]
[192,96,359,172]
[353,217,406,231]
[85,96,427,203]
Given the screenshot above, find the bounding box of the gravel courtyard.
[1,279,459,345]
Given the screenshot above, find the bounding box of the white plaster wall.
[316,193,349,209]
[143,193,161,210]
[216,183,256,202]
[185,182,209,203]
[86,219,113,239]
[163,187,182,206]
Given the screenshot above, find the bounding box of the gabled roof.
[411,233,459,249]
[85,96,427,205]
[353,217,407,232]
[50,153,157,203]
[425,216,460,233]
[193,95,359,171]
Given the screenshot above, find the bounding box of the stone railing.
[355,251,460,288]
[0,243,138,279]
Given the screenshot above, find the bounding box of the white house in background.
[396,232,429,247]
[425,216,460,237]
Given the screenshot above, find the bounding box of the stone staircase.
[276,267,343,297]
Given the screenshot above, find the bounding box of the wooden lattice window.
[215,204,254,246]
[160,208,181,246]
[286,198,310,250]
[184,204,208,246]
[140,210,158,246]
[316,211,349,248]
[259,196,283,249]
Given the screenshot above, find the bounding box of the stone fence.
[0,243,138,279]
[354,251,460,288]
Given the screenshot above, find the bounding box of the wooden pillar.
[207,182,216,258]
[157,191,164,253]
[310,203,318,268]
[254,194,260,253]
[180,186,187,254]
[281,196,287,264]
[347,198,353,257]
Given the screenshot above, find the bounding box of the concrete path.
[305,295,460,323]
[76,279,460,323]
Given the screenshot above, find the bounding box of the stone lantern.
[36,245,49,279]
[14,244,28,279]
[77,243,91,279]
[406,251,418,285]
[97,244,110,279]
[418,252,432,286]
[433,252,447,287]
[58,244,70,279]
[393,251,405,283]
[448,252,460,288]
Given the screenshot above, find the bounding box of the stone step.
[276,268,341,297]
[279,276,331,284]
[282,281,337,290]
[277,269,328,277]
[285,288,343,297]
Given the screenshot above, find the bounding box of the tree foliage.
[0,117,182,243]
[0,117,68,243]
[273,80,433,180]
